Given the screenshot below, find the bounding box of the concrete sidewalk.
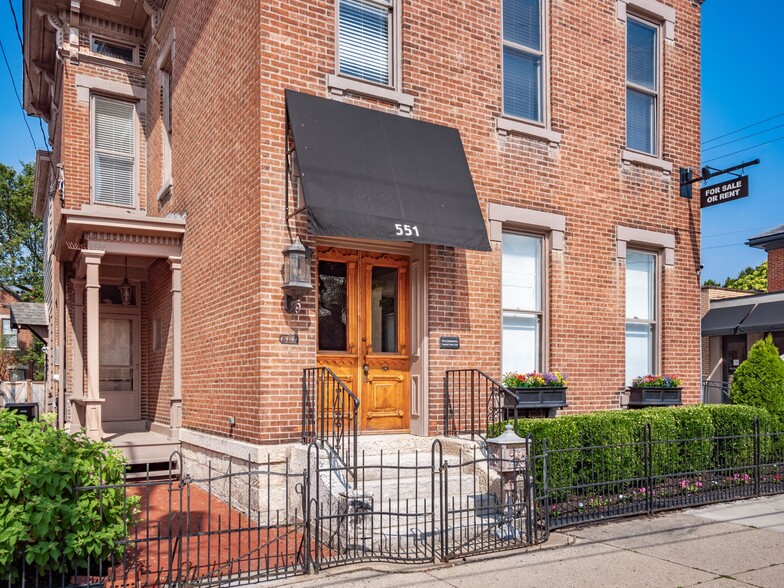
[266,494,784,588]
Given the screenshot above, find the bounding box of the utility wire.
[7,0,51,153]
[702,111,784,145]
[702,122,784,152]
[702,242,749,250]
[702,135,784,164]
[702,224,780,239]
[0,37,39,152]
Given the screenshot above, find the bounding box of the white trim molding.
[617,0,676,41]
[75,74,146,113]
[621,149,673,173]
[489,203,566,251]
[616,225,675,266]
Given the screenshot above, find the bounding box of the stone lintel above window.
[617,0,676,41]
[616,225,675,266]
[327,74,414,113]
[489,203,566,251]
[496,116,562,147]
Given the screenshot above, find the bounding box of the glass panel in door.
[100,317,139,420]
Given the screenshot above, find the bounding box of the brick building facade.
[25,0,702,463]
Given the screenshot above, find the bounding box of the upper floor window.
[626,16,659,155]
[161,57,173,189]
[502,0,544,123]
[90,35,138,65]
[502,232,543,373]
[625,250,657,383]
[92,95,136,207]
[2,318,18,350]
[338,0,393,86]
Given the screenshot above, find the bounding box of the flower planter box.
[505,387,568,411]
[627,386,682,408]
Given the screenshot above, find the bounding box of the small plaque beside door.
[279,334,299,345]
[439,336,460,350]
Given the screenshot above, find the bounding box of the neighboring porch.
[56,209,185,469]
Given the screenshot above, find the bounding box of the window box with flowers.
[627,374,683,408]
[501,371,569,417]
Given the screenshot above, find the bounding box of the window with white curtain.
[502,0,544,123]
[338,0,393,86]
[625,250,657,383]
[502,232,543,373]
[92,95,136,207]
[626,16,659,155]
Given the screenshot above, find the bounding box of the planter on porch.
[626,386,682,408]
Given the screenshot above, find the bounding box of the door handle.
[363,364,370,376]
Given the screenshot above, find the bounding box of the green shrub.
[492,404,777,496]
[0,411,139,578]
[731,334,784,424]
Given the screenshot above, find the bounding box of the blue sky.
[0,1,781,284]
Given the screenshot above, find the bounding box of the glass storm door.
[99,315,141,421]
[316,248,410,433]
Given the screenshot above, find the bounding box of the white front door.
[99,315,141,421]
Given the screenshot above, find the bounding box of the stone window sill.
[621,149,673,173]
[327,75,414,113]
[496,116,562,147]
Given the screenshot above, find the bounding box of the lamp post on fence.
[487,423,533,539]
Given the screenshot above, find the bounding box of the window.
[8,366,26,382]
[502,232,543,373]
[626,16,659,155]
[91,36,137,64]
[625,250,657,383]
[92,95,136,207]
[2,318,18,349]
[502,0,544,123]
[338,0,393,86]
[160,57,173,189]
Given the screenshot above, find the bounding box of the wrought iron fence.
[302,367,359,484]
[444,369,519,438]
[539,419,784,530]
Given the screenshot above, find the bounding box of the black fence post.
[754,417,761,497]
[645,423,653,515]
[541,437,549,534]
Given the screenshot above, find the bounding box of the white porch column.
[80,250,105,439]
[168,256,183,431]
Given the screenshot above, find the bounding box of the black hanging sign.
[700,176,749,208]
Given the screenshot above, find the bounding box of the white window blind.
[626,18,658,155]
[502,0,543,122]
[93,96,135,207]
[338,0,391,86]
[502,232,542,373]
[625,251,657,383]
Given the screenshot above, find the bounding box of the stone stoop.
[296,435,514,556]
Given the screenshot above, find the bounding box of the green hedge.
[490,404,774,495]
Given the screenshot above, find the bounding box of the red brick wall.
[769,249,784,293]
[143,260,173,424]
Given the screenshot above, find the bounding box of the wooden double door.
[316,247,410,433]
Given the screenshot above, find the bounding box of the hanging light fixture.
[119,256,133,306]
[281,236,312,313]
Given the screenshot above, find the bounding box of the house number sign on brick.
[279,334,299,345]
[439,336,460,350]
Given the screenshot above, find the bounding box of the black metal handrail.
[302,367,359,483]
[444,369,520,438]
[703,380,731,404]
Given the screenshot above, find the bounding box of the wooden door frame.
[316,244,424,434]
[98,307,141,422]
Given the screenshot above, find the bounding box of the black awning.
[737,300,784,333]
[701,304,756,337]
[285,90,491,251]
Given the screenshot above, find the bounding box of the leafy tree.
[730,334,784,424]
[0,162,43,302]
[722,261,767,292]
[702,278,721,287]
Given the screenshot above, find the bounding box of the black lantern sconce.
[282,236,312,313]
[119,256,133,306]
